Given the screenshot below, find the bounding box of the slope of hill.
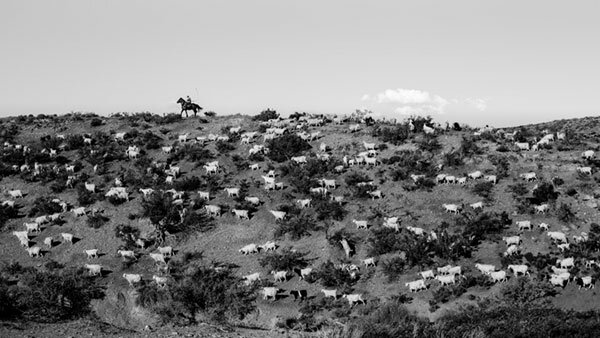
[1,112,600,336]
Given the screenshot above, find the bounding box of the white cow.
[352,219,368,230]
[61,233,74,244]
[84,249,99,259]
[291,156,307,164]
[149,252,166,264]
[468,171,483,179]
[475,263,496,275]
[244,196,260,205]
[519,172,537,181]
[343,294,365,306]
[502,236,521,246]
[269,210,287,221]
[263,287,279,300]
[557,257,574,269]
[582,150,595,160]
[260,241,277,252]
[198,191,210,201]
[296,199,312,208]
[485,175,497,184]
[271,270,287,283]
[547,231,567,243]
[534,204,550,213]
[363,258,376,268]
[244,272,261,285]
[420,270,435,280]
[470,202,484,210]
[239,244,259,255]
[489,271,507,283]
[436,274,456,286]
[24,222,40,233]
[224,188,240,198]
[153,275,168,288]
[516,220,532,231]
[205,205,221,217]
[577,166,592,175]
[73,207,86,217]
[123,273,142,287]
[508,264,529,276]
[580,276,594,290]
[158,246,173,257]
[27,246,42,258]
[84,264,102,276]
[118,250,136,259]
[442,204,461,214]
[232,209,250,220]
[515,142,530,151]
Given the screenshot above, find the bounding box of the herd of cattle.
[3,113,600,308]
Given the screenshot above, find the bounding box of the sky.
[1,0,599,127]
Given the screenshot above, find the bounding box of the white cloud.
[361,88,488,117]
[465,98,488,111]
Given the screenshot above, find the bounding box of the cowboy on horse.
[176,96,203,117]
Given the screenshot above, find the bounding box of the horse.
[176,98,203,117]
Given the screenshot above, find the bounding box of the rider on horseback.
[186,95,192,104]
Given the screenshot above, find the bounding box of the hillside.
[2,111,600,337]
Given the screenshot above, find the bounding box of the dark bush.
[489,154,511,178]
[372,124,410,145]
[312,196,347,221]
[0,204,20,230]
[90,118,103,127]
[28,197,62,217]
[274,212,321,240]
[459,137,483,158]
[142,192,214,236]
[265,134,311,162]
[259,248,311,272]
[472,181,495,201]
[252,109,279,122]
[115,224,140,250]
[173,176,202,191]
[556,203,576,223]
[381,255,407,282]
[531,181,559,204]
[416,135,441,153]
[459,211,511,244]
[215,140,236,154]
[313,261,358,288]
[87,214,109,229]
[107,195,128,206]
[367,227,406,256]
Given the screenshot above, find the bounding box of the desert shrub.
[259,248,311,272]
[430,225,474,260]
[1,266,104,322]
[459,137,483,158]
[345,171,372,186]
[215,140,236,154]
[372,124,410,145]
[472,181,495,201]
[139,258,257,324]
[155,113,182,125]
[274,212,321,240]
[142,192,213,236]
[312,196,347,221]
[169,143,214,163]
[173,176,202,191]
[381,255,407,282]
[115,224,140,250]
[137,131,163,150]
[459,211,511,244]
[342,302,433,337]
[265,134,311,162]
[313,261,358,288]
[65,134,86,149]
[442,151,463,168]
[279,158,341,194]
[496,144,510,152]
[367,228,406,256]
[508,182,529,198]
[90,118,103,127]
[552,176,565,186]
[252,109,279,121]
[231,154,249,171]
[429,282,467,308]
[556,203,576,222]
[76,185,100,206]
[27,196,62,217]
[87,214,109,229]
[416,135,441,153]
[489,154,511,178]
[107,195,128,206]
[499,277,558,305]
[0,204,20,230]
[531,181,559,204]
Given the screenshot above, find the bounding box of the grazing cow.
[406,279,427,292]
[363,141,376,150]
[205,205,221,217]
[290,290,308,301]
[534,204,550,213]
[84,249,98,259]
[547,231,567,243]
[239,244,259,255]
[557,243,570,252]
[73,207,86,217]
[263,287,279,301]
[61,233,74,244]
[435,174,447,183]
[364,190,381,200]
[515,142,530,151]
[340,239,352,258]
[149,253,166,264]
[84,182,96,193]
[363,257,376,268]
[406,226,425,236]
[271,270,287,283]
[244,196,260,205]
[162,146,173,154]
[294,267,313,280]
[269,210,287,221]
[457,177,467,185]
[437,265,452,275]
[158,246,173,257]
[118,250,136,259]
[550,275,568,287]
[577,166,592,175]
[232,209,250,220]
[27,246,42,258]
[296,199,312,208]
[442,204,461,214]
[44,237,53,248]
[24,222,40,233]
[468,171,483,179]
[244,272,261,285]
[516,220,532,231]
[539,222,550,231]
[204,165,218,175]
[504,244,520,256]
[579,276,594,290]
[320,179,336,189]
[224,188,240,198]
[420,270,435,280]
[436,274,456,286]
[582,150,595,160]
[139,188,154,197]
[135,238,146,249]
[470,202,484,210]
[411,174,425,183]
[291,156,307,164]
[365,157,378,166]
[489,271,507,283]
[84,264,102,276]
[508,264,529,276]
[475,263,496,275]
[8,189,24,198]
[557,257,575,269]
[448,266,463,276]
[485,175,497,184]
[249,163,260,171]
[153,275,168,288]
[502,236,521,246]
[352,219,368,230]
[198,191,210,201]
[519,172,537,181]
[423,125,435,134]
[178,133,189,143]
[123,273,142,287]
[260,241,277,252]
[551,266,569,275]
[343,294,365,306]
[349,124,360,132]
